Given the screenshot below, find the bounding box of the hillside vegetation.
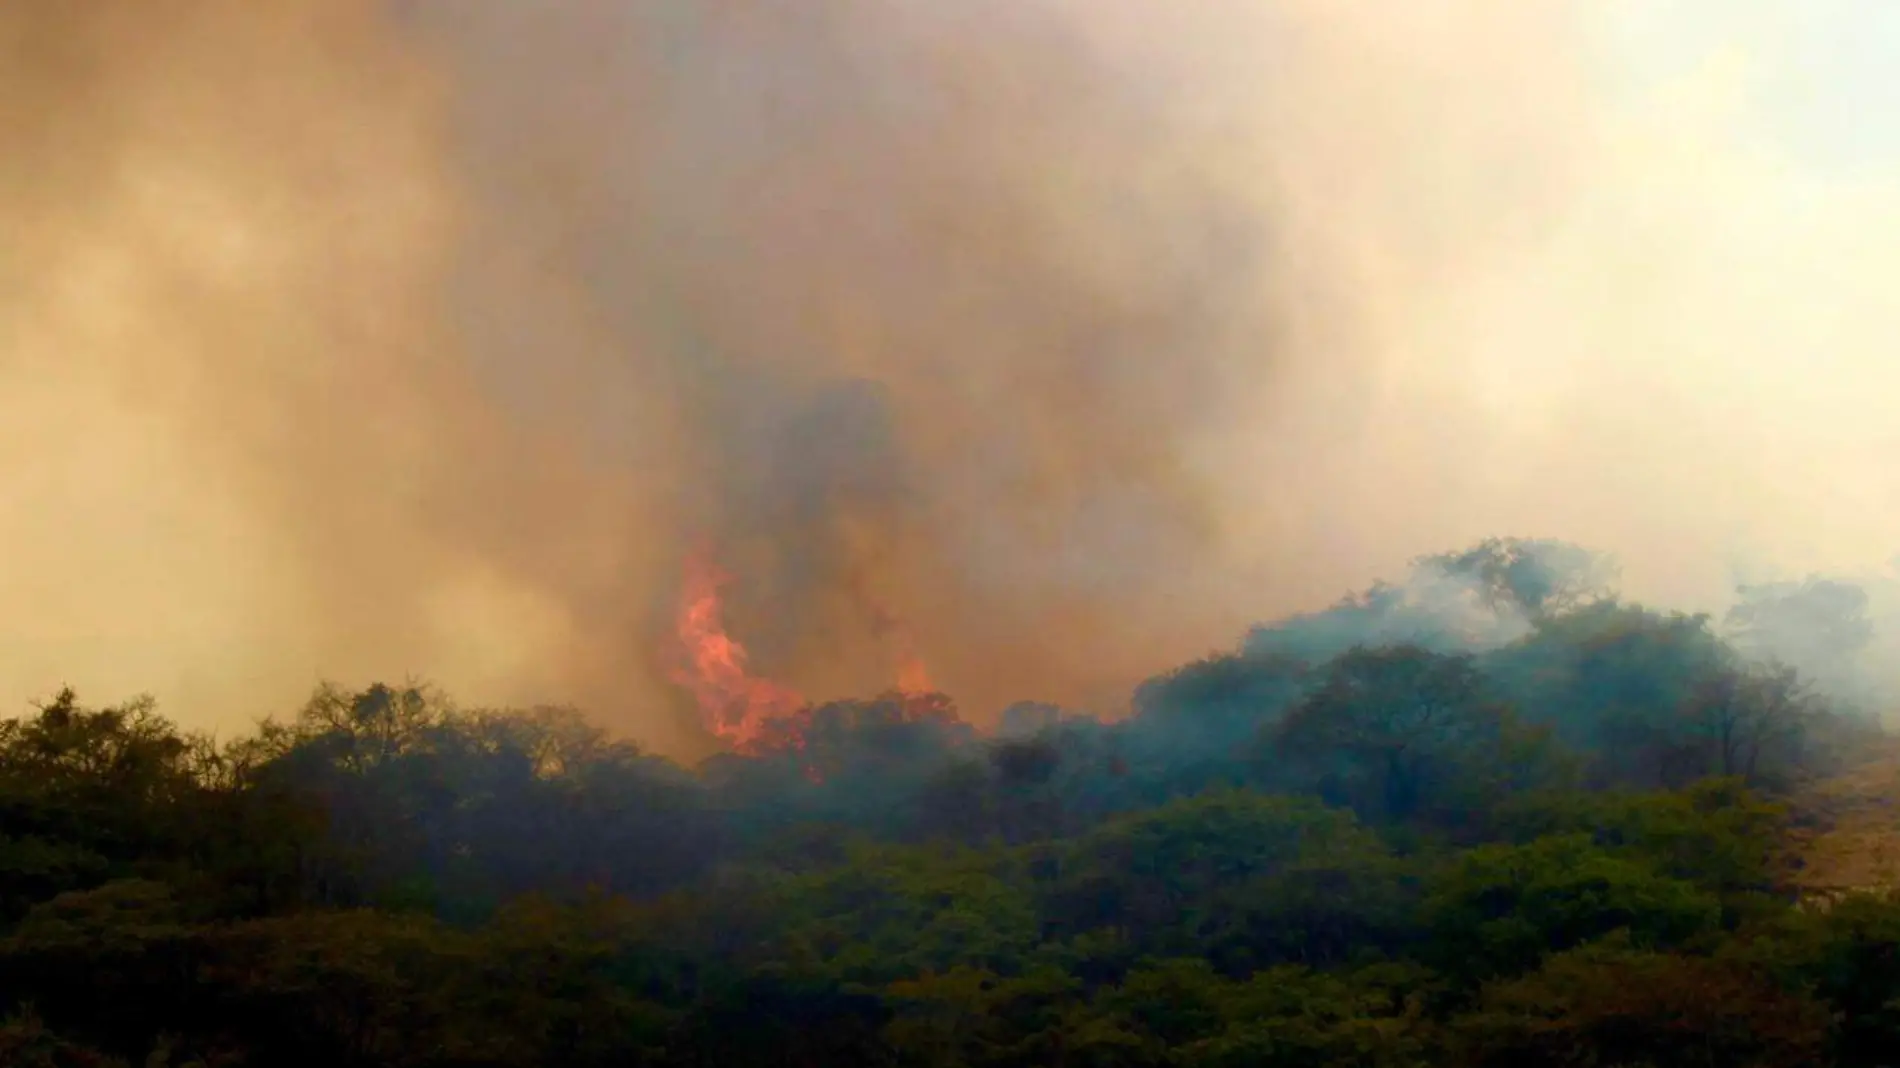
[3,539,1899,1068]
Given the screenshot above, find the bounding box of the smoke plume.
[5,1,1900,753]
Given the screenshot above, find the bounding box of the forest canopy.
[2,538,1897,1068]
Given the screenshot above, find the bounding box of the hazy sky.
[1610,1,1900,171]
[3,1,1898,751]
[1431,0,1900,591]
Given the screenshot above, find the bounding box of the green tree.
[1484,602,1734,787]
[1045,792,1411,970]
[1728,576,1874,677]
[1459,940,1830,1068]
[1169,964,1439,1068]
[1422,835,1722,982]
[1744,890,1900,1067]
[1273,646,1512,822]
[1417,537,1617,620]
[1682,662,1823,788]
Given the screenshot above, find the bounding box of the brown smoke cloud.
[4,1,1898,753]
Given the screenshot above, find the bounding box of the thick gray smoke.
[5,1,1900,754]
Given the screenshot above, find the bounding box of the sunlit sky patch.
[1603,0,1900,173]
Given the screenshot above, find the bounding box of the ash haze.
[3,1,1898,755]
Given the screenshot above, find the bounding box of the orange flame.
[669,548,940,762]
[891,629,933,695]
[869,601,933,695]
[668,548,805,753]
[896,653,933,696]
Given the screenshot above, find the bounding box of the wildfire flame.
[896,653,933,696]
[669,547,939,757]
[668,548,805,753]
[872,603,933,695]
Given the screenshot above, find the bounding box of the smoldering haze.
[5,2,1900,753]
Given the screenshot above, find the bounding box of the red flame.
[896,654,933,696]
[668,548,805,754]
[870,602,934,695]
[669,548,939,762]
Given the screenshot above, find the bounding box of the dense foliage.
[3,540,1897,1067]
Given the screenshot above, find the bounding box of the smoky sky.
[6,1,1900,755]
[393,0,1310,746]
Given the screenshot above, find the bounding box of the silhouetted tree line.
[2,538,1897,1066]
